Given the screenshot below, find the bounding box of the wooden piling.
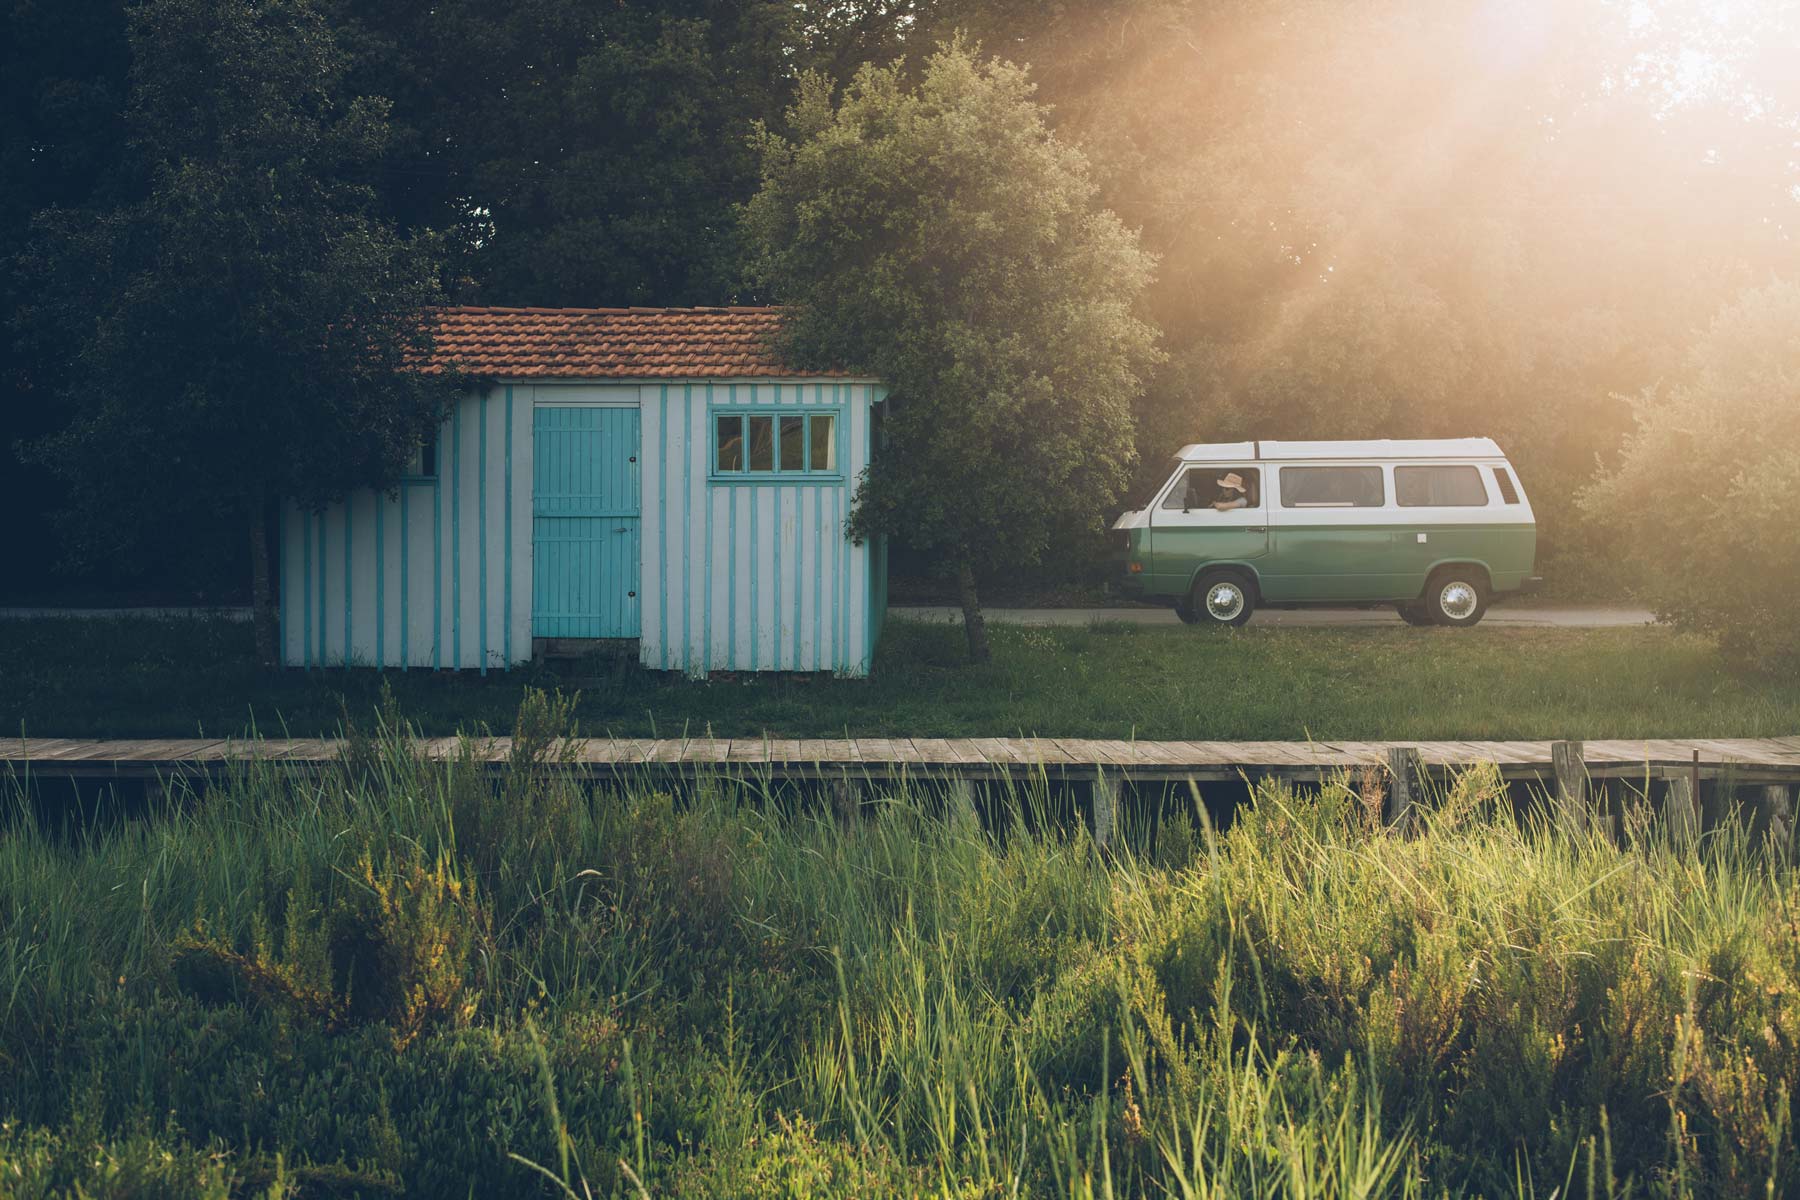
[1385,747,1421,830]
[832,773,862,827]
[1551,740,1589,835]
[1758,783,1793,856]
[1093,768,1118,853]
[1666,775,1699,850]
[947,776,978,827]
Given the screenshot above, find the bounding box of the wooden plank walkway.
[4,735,1800,784]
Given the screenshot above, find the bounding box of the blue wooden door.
[532,406,640,637]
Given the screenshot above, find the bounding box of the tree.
[323,0,806,307]
[745,42,1160,662]
[909,0,1800,581]
[1581,281,1800,671]
[17,0,460,662]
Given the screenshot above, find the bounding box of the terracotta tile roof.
[422,305,843,380]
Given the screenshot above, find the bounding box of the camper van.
[1111,439,1540,627]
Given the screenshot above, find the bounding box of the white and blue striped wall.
[280,384,533,671]
[640,380,885,678]
[280,378,888,676]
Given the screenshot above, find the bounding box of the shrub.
[1583,280,1800,671]
[172,844,487,1049]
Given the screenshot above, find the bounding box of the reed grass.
[1,692,1796,1196]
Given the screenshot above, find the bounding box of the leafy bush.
[1584,280,1800,671]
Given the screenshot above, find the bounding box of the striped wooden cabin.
[279,306,889,676]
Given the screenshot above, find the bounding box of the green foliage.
[1583,281,1800,672]
[14,0,461,620]
[0,1123,297,1199]
[5,700,1800,1195]
[172,844,487,1049]
[745,42,1162,585]
[324,0,803,308]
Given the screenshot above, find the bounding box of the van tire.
[1423,568,1489,627]
[1189,570,1256,627]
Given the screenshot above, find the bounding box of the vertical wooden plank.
[1666,776,1700,850]
[947,776,978,827]
[1758,784,1791,856]
[1551,740,1589,836]
[833,772,862,827]
[1385,746,1421,830]
[1093,767,1117,853]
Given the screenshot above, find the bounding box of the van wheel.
[1175,595,1201,625]
[1189,571,1255,627]
[1424,569,1489,627]
[1395,602,1434,626]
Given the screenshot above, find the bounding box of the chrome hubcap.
[1439,581,1479,621]
[1205,582,1246,621]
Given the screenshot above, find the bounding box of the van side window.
[1396,465,1488,506]
[1492,467,1520,504]
[1162,467,1260,510]
[1279,466,1384,507]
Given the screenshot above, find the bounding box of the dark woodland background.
[6,0,1797,602]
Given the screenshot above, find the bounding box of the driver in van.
[1212,472,1249,511]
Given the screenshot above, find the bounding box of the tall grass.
[1,692,1795,1196]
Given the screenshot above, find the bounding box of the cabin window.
[1492,466,1520,504]
[1162,467,1260,510]
[711,408,842,479]
[408,433,438,478]
[811,412,838,471]
[715,415,744,471]
[1279,465,1384,508]
[747,415,775,471]
[1396,465,1488,507]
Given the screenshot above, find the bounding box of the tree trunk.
[249,491,277,666]
[956,559,990,664]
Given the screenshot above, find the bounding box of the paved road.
[0,604,1655,629]
[891,605,1655,628]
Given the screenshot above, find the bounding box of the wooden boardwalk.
[5,735,1800,785]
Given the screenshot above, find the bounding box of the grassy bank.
[3,697,1796,1197]
[3,615,1799,741]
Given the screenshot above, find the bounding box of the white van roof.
[1175,438,1506,462]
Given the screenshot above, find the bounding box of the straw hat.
[1217,472,1246,492]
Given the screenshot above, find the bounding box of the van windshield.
[1124,458,1181,511]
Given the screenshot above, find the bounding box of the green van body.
[1113,439,1538,613]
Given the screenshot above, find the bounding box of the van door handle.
[1247,526,1267,533]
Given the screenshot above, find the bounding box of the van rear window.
[1396,465,1488,506]
[1492,467,1520,504]
[1279,466,1384,508]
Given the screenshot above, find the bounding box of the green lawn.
[3,614,1797,741]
